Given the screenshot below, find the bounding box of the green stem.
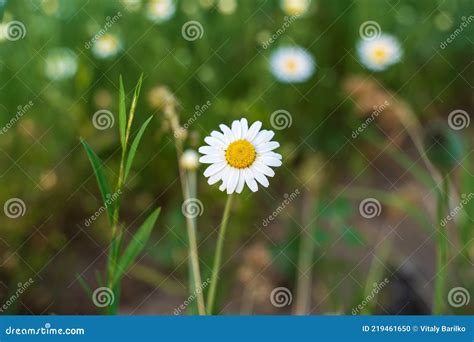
[294,194,316,315]
[206,194,233,315]
[433,177,450,314]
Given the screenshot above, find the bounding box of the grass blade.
[113,207,161,285]
[124,116,153,182]
[80,138,113,225]
[119,75,127,150]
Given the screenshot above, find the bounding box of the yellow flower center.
[225,139,256,169]
[284,58,298,74]
[372,47,387,63]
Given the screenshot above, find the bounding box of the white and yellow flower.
[357,33,403,72]
[199,118,282,194]
[280,0,311,16]
[146,0,176,23]
[45,48,78,81]
[92,33,121,59]
[270,46,315,83]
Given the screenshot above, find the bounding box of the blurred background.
[0,0,472,315]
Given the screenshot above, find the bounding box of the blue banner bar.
[0,316,472,341]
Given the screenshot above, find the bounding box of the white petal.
[227,168,239,194]
[256,141,280,153]
[240,118,248,137]
[199,155,224,164]
[262,151,282,160]
[253,160,275,177]
[211,130,229,144]
[236,170,245,194]
[208,171,224,185]
[204,136,226,149]
[218,166,231,192]
[199,146,221,155]
[251,167,269,187]
[259,156,282,167]
[219,182,226,192]
[219,124,235,141]
[245,121,262,141]
[253,130,274,145]
[204,161,227,177]
[243,168,258,192]
[231,120,242,140]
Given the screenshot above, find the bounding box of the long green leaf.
[80,138,114,225]
[113,207,161,285]
[119,75,127,150]
[124,116,153,182]
[76,274,93,298]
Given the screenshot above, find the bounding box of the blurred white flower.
[45,48,78,81]
[280,0,310,16]
[92,33,122,59]
[181,149,200,171]
[120,0,142,12]
[217,0,237,15]
[146,0,176,23]
[199,118,282,194]
[357,33,403,72]
[269,46,315,83]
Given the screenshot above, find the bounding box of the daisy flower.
[280,0,311,16]
[199,118,282,194]
[92,33,121,59]
[146,0,176,23]
[356,33,403,72]
[44,48,78,81]
[269,46,315,83]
